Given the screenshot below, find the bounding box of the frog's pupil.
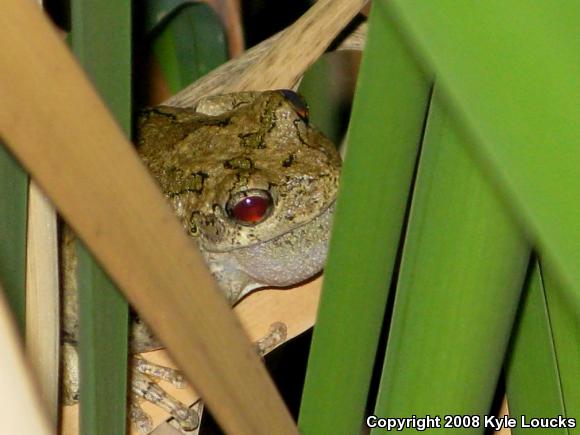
[232,196,270,223]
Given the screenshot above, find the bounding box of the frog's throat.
[201,204,334,302]
[201,199,337,254]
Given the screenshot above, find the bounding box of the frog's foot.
[254,322,288,357]
[131,362,199,433]
[128,323,286,433]
[165,401,204,435]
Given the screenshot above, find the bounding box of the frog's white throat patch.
[201,204,335,303]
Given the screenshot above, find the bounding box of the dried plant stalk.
[166,0,368,107]
[0,0,297,433]
[25,0,60,429]
[26,182,60,425]
[0,285,52,435]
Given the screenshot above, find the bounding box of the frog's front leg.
[131,365,198,433]
[61,339,198,433]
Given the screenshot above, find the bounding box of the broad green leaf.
[150,2,227,93]
[385,0,580,310]
[299,53,342,144]
[372,91,529,432]
[379,2,580,423]
[298,4,431,433]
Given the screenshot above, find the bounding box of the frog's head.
[138,90,341,301]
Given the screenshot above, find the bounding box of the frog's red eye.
[279,89,309,121]
[227,190,273,225]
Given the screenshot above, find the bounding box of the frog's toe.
[134,356,186,388]
[171,405,199,432]
[130,399,153,433]
[131,371,199,433]
[255,322,288,356]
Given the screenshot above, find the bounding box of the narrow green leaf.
[71,0,131,433]
[0,146,27,332]
[298,4,431,433]
[385,1,580,309]
[71,0,132,130]
[76,248,129,435]
[506,261,568,435]
[151,2,227,93]
[372,91,530,433]
[540,264,580,433]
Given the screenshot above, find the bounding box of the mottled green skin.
[137,91,341,302]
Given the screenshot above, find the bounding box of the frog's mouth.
[225,202,336,288]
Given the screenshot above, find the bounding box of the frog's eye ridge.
[227,189,273,225]
[279,89,309,121]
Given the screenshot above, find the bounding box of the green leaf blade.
[71,0,132,433]
[151,2,228,94]
[385,0,580,309]
[506,261,569,435]
[372,91,530,432]
[541,265,580,434]
[0,147,28,332]
[298,4,431,433]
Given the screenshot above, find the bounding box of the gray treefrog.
[61,90,341,432]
